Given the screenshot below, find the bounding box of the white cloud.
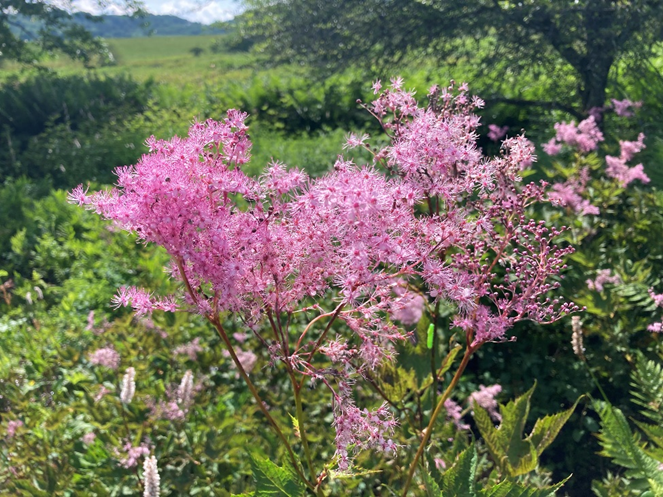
[71,0,130,16]
[71,0,241,24]
[150,0,239,24]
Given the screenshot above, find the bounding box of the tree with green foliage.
[0,0,141,65]
[238,0,663,114]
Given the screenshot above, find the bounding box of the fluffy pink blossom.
[444,398,469,430]
[586,269,621,292]
[223,349,258,376]
[118,442,150,468]
[95,385,111,402]
[611,98,642,118]
[173,337,203,360]
[487,124,509,142]
[554,116,604,153]
[332,382,398,471]
[468,384,502,421]
[89,347,121,369]
[548,168,598,216]
[390,283,425,325]
[542,138,563,156]
[72,81,578,470]
[6,420,23,438]
[82,432,96,445]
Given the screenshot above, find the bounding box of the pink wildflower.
[487,124,509,142]
[223,349,257,376]
[71,81,579,470]
[554,117,604,153]
[85,310,95,331]
[173,337,203,360]
[444,398,469,430]
[6,420,23,438]
[119,442,150,468]
[542,138,563,156]
[95,385,111,402]
[89,347,121,369]
[611,98,642,118]
[468,384,502,421]
[586,269,621,292]
[82,432,96,445]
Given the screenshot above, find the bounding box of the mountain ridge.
[9,12,224,39]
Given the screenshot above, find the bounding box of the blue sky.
[72,0,242,24]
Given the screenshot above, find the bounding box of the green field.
[2,35,258,85]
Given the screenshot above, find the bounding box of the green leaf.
[594,400,663,491]
[422,469,443,497]
[248,453,306,497]
[527,396,581,454]
[479,475,571,497]
[473,383,579,478]
[440,444,478,497]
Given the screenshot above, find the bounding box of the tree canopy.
[1,0,141,65]
[238,0,663,113]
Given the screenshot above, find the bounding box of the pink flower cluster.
[605,133,649,186]
[89,347,121,369]
[118,442,151,468]
[444,398,469,430]
[332,382,398,471]
[648,289,663,333]
[548,167,598,216]
[73,79,577,469]
[586,269,622,292]
[611,98,642,118]
[487,124,509,142]
[468,384,502,421]
[173,337,203,360]
[6,419,23,438]
[544,116,604,155]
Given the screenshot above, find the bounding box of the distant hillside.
[9,13,224,40]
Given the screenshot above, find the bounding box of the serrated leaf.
[479,475,570,497]
[248,454,305,497]
[594,400,663,491]
[528,397,581,454]
[422,469,443,497]
[440,444,478,497]
[474,384,577,478]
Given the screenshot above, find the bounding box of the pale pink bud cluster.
[468,384,502,421]
[389,283,425,326]
[143,456,160,497]
[120,367,136,404]
[177,370,194,406]
[586,269,621,292]
[571,316,585,358]
[89,347,121,369]
[223,349,258,376]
